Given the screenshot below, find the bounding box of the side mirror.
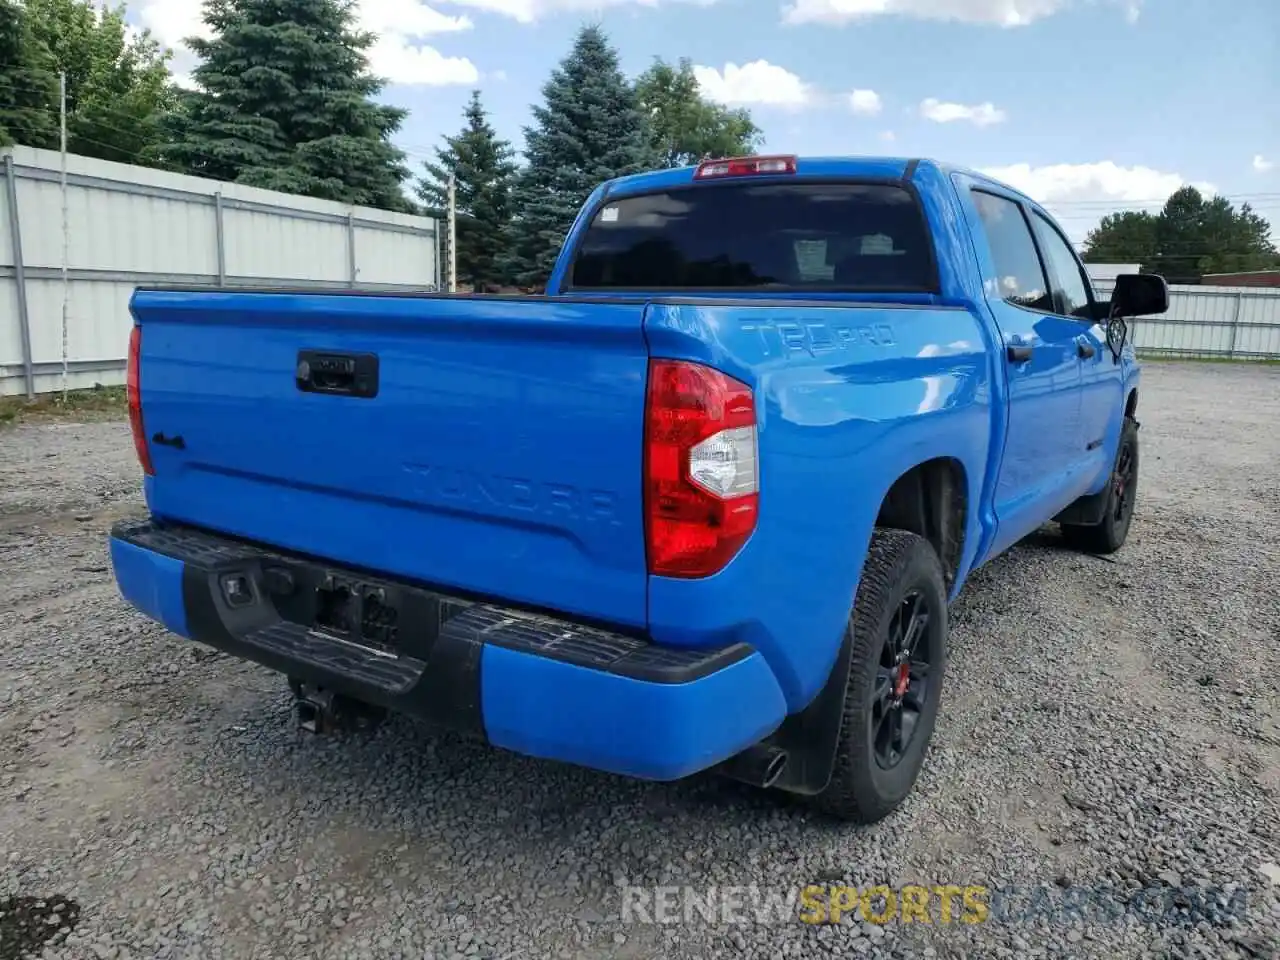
[1110,273,1169,317]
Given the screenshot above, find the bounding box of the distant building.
[1085,263,1141,284]
[1200,270,1280,288]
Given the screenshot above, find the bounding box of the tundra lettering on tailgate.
[402,463,621,526]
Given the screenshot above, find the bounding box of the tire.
[809,528,948,824]
[1061,416,1139,555]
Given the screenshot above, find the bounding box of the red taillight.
[644,360,759,578]
[127,325,153,476]
[693,155,797,179]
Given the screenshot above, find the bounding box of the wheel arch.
[873,456,968,591]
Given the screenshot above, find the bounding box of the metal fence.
[2,145,441,397]
[4,147,1277,399]
[1093,280,1280,361]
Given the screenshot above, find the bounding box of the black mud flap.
[752,630,855,796]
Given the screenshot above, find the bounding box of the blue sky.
[133,0,1279,244]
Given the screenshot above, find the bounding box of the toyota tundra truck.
[109,155,1167,823]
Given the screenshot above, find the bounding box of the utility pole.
[59,71,69,402]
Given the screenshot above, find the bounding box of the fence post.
[431,217,442,292]
[214,191,226,286]
[1226,291,1243,358]
[3,154,35,400]
[346,212,357,287]
[446,175,457,293]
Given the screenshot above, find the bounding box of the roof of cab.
[601,155,1034,207]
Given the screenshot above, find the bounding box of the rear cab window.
[567,181,938,293]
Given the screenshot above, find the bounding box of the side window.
[971,190,1053,312]
[1031,213,1093,318]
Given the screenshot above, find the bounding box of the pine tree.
[501,25,659,287]
[159,0,411,211]
[0,0,59,149]
[417,91,518,290]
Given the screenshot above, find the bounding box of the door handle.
[1006,344,1033,363]
[1077,339,1096,359]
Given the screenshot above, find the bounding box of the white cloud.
[782,0,1138,27]
[133,0,209,48]
[978,161,1218,243]
[693,61,813,107]
[1253,154,1275,173]
[879,130,896,142]
[920,97,1006,126]
[981,161,1214,204]
[847,89,882,115]
[434,0,539,22]
[367,37,480,85]
[442,0,720,22]
[132,0,478,86]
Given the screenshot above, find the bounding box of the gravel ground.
[2,361,1278,960]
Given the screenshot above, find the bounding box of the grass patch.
[1137,351,1280,365]
[0,385,128,426]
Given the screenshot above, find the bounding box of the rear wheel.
[1061,416,1139,554]
[810,529,947,824]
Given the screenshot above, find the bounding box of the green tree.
[1151,186,1210,283]
[417,91,518,289]
[24,0,176,164]
[1084,186,1279,282]
[0,0,59,148]
[634,57,762,168]
[1081,211,1157,267]
[160,0,411,211]
[1190,193,1278,277]
[501,25,659,286]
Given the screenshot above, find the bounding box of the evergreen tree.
[417,91,518,289]
[159,0,411,211]
[24,0,176,165]
[0,0,59,149]
[501,25,659,286]
[1150,186,1210,283]
[634,57,762,168]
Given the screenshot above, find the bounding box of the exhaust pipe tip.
[296,699,322,733]
[760,748,788,789]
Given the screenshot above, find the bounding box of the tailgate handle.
[296,351,379,398]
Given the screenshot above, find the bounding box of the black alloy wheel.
[871,590,936,770]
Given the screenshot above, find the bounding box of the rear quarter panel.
[644,299,996,710]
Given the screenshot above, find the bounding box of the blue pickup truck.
[109,155,1167,823]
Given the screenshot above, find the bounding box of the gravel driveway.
[2,361,1278,960]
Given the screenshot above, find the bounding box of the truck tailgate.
[129,290,650,628]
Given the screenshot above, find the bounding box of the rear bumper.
[108,519,786,781]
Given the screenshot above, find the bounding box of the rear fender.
[643,299,994,712]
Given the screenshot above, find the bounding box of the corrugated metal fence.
[1092,280,1280,360]
[2,146,441,397]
